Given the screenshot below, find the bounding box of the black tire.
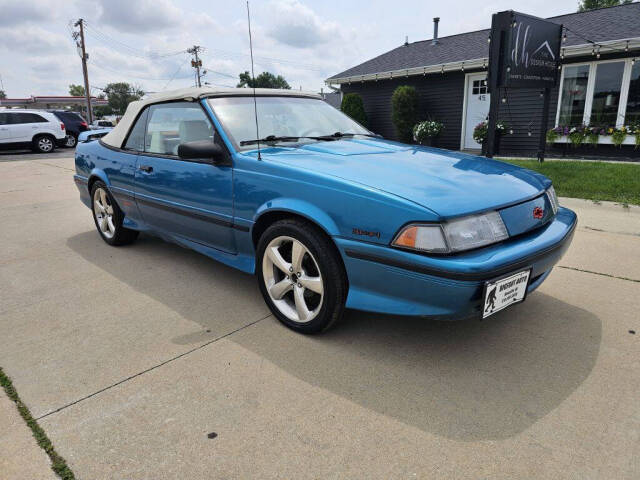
[256,218,347,334]
[64,134,77,148]
[90,181,139,246]
[32,134,56,153]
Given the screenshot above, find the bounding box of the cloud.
[91,0,223,34]
[0,0,52,26]
[266,0,342,48]
[0,25,69,53]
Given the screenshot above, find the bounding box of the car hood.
[257,138,551,218]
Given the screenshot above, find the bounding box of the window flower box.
[552,135,636,146]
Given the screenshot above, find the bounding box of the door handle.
[139,165,153,173]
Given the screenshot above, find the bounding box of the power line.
[83,21,186,59]
[87,58,193,82]
[202,46,327,73]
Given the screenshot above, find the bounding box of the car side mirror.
[177,141,227,164]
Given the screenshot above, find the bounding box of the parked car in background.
[78,128,113,143]
[73,87,576,334]
[49,110,89,148]
[0,109,66,153]
[90,119,114,129]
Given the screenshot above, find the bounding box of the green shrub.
[391,86,419,143]
[340,93,368,127]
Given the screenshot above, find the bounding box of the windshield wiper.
[240,135,298,146]
[240,134,340,146]
[314,132,380,140]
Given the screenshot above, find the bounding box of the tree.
[0,90,6,100]
[103,82,144,114]
[391,85,419,143]
[93,105,114,118]
[69,84,85,96]
[237,71,291,89]
[341,93,368,127]
[578,0,630,12]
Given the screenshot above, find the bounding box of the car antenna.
[246,1,261,160]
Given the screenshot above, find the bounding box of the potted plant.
[630,123,640,149]
[611,126,627,147]
[568,125,588,148]
[474,121,507,155]
[413,120,444,146]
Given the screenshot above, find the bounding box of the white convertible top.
[101,86,321,148]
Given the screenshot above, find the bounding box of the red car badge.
[533,206,544,219]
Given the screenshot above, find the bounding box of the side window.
[28,113,48,123]
[124,108,148,152]
[145,102,214,156]
[11,113,47,124]
[0,113,8,125]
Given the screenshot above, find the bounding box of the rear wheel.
[64,134,77,148]
[257,219,347,333]
[90,181,139,246]
[32,135,55,153]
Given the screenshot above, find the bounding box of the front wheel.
[90,181,139,246]
[257,219,347,333]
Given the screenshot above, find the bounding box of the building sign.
[489,11,562,89]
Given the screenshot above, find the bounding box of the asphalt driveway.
[1,154,638,479]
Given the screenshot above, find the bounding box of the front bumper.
[335,207,577,318]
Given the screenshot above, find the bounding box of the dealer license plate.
[482,269,531,318]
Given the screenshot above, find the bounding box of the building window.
[472,79,487,95]
[625,62,640,125]
[558,65,590,126]
[556,58,638,129]
[590,61,625,126]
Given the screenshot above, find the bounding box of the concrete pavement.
[0,154,638,479]
[0,389,57,480]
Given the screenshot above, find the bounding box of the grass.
[499,159,640,206]
[0,366,75,480]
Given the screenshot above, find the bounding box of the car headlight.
[546,185,559,214]
[393,211,509,253]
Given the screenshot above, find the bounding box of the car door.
[133,101,235,253]
[103,108,148,224]
[0,113,11,142]
[8,112,36,142]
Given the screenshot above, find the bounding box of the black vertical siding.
[341,72,466,150]
[495,85,560,157]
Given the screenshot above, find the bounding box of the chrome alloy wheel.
[93,187,116,239]
[65,134,77,148]
[38,136,54,152]
[262,236,324,323]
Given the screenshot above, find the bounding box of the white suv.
[0,109,67,153]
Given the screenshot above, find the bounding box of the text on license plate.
[482,269,531,318]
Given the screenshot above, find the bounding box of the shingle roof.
[328,3,640,80]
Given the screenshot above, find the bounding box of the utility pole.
[73,19,93,123]
[187,46,203,87]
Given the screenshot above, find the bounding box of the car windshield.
[207,96,372,150]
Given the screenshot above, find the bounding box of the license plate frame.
[482,268,532,319]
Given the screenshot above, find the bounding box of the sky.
[0,0,583,98]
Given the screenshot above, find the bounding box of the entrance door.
[463,73,490,150]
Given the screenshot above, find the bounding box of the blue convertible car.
[74,87,576,333]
